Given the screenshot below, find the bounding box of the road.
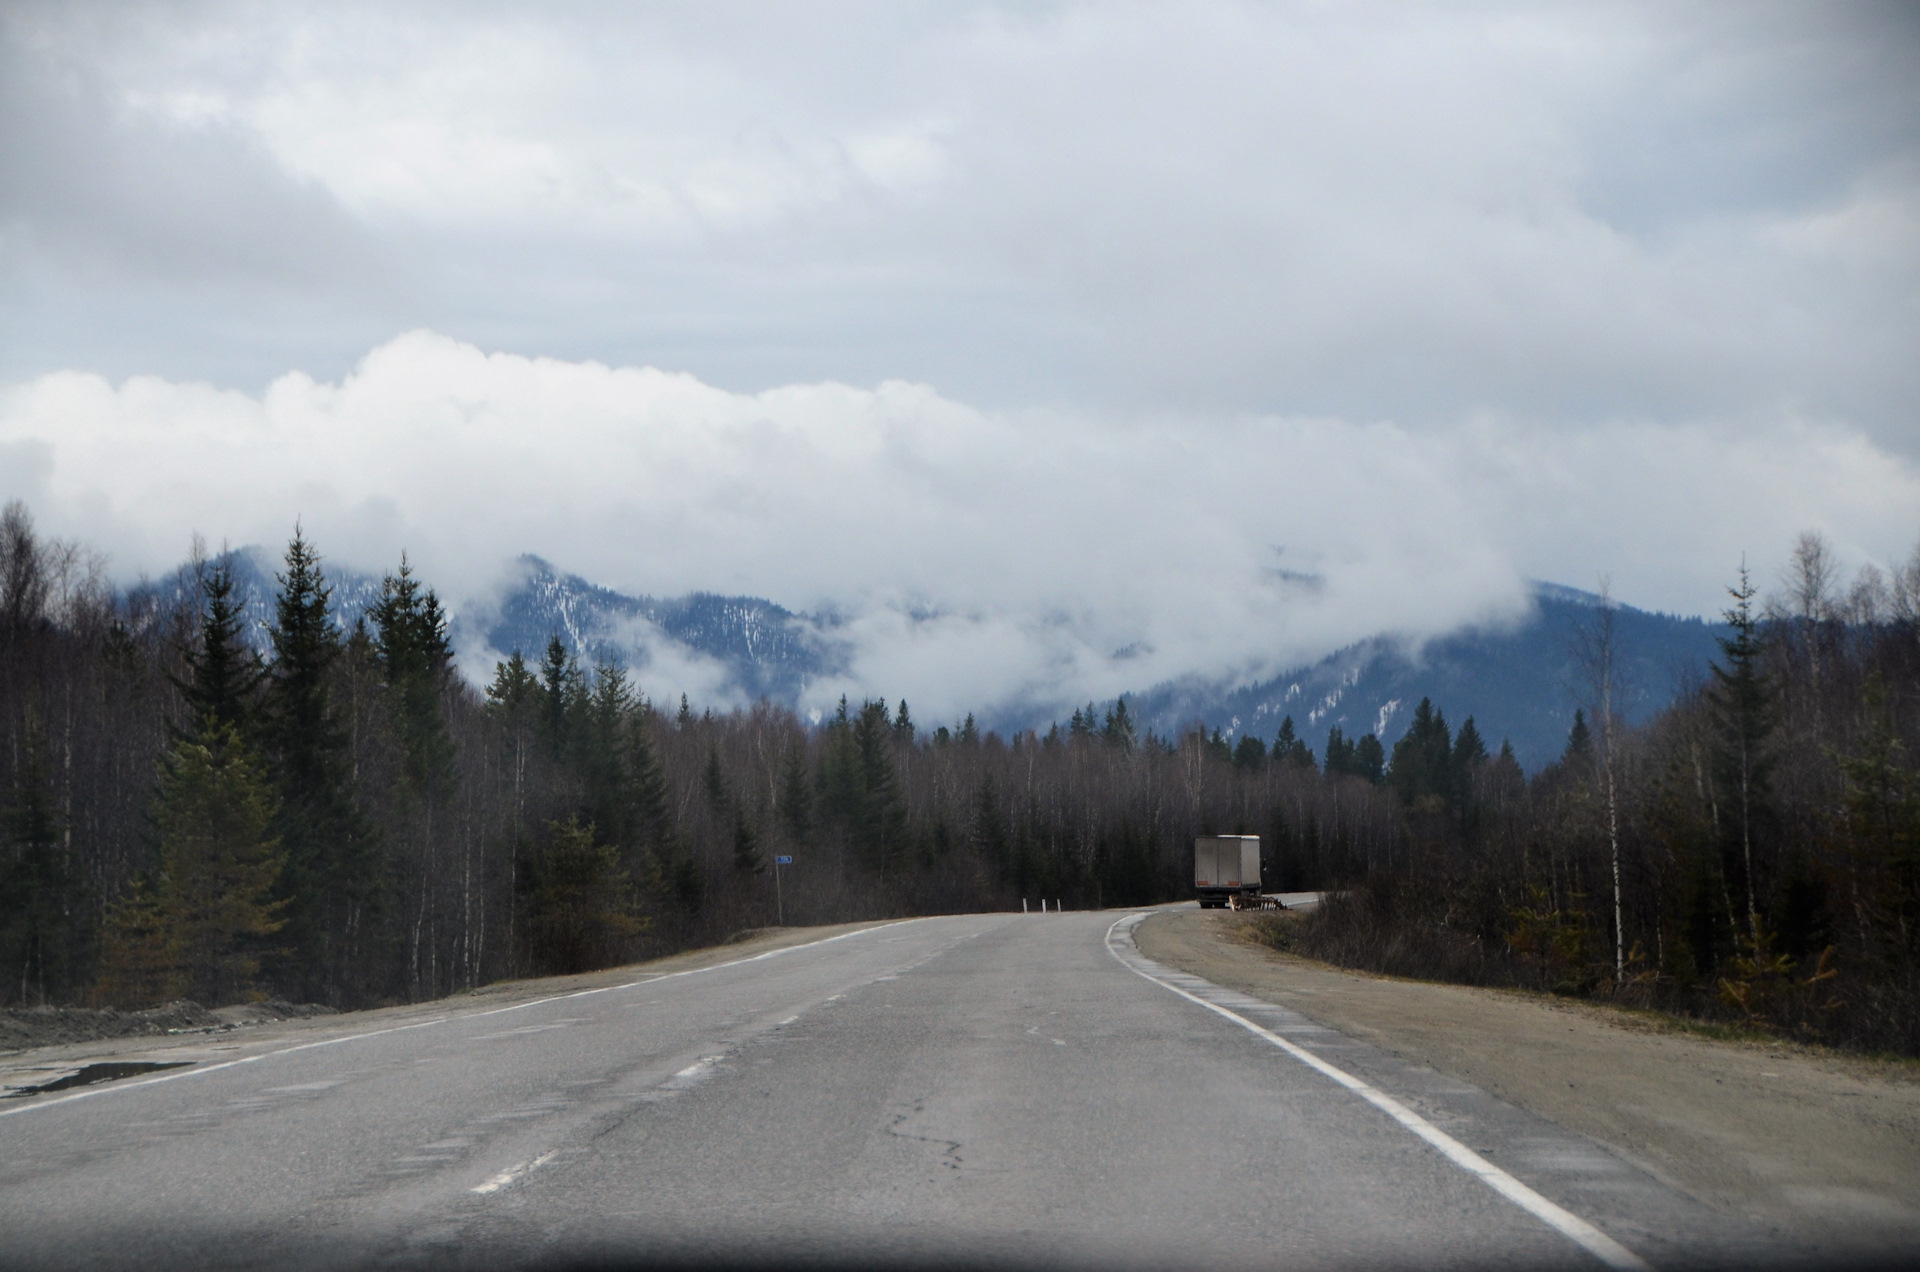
[0,909,1777,1270]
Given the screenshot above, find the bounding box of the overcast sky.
[2,1,1916,720]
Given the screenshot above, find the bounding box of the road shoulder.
[1135,905,1920,1249]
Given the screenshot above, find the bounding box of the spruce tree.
[369,557,456,799]
[779,744,814,844]
[1324,727,1354,777]
[704,743,730,814]
[174,559,262,742]
[149,718,288,1005]
[538,636,577,758]
[526,817,643,975]
[1354,733,1385,785]
[1564,709,1593,766]
[732,817,763,874]
[486,650,539,718]
[853,699,907,878]
[261,529,376,1004]
[1709,565,1777,945]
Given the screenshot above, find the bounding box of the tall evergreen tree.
[369,557,456,799]
[525,817,643,975]
[486,650,540,718]
[173,559,262,742]
[1324,727,1355,777]
[148,718,288,1005]
[779,745,814,846]
[1353,733,1386,785]
[1710,565,1777,944]
[853,699,907,878]
[538,636,578,758]
[261,530,377,1004]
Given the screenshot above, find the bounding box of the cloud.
[2,2,1916,451]
[2,331,1914,724]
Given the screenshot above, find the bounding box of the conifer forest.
[2,500,1917,1056]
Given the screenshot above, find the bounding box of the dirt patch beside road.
[1136,905,1920,1249]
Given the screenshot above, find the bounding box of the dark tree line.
[1284,532,1920,1056]
[2,503,1916,1056]
[0,504,1404,1010]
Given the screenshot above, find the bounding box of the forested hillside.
[1131,584,1729,769]
[2,501,1916,1055]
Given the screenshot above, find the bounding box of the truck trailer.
[1193,835,1261,908]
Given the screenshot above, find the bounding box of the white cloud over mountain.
[2,3,1915,719]
[3,331,1913,723]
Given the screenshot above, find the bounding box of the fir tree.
[369,557,456,799]
[149,718,288,1005]
[623,710,675,853]
[854,699,907,878]
[779,745,814,844]
[173,559,262,742]
[732,817,763,874]
[704,743,731,814]
[1324,727,1355,777]
[1274,717,1316,769]
[1353,734,1385,785]
[261,529,376,1004]
[893,699,915,742]
[487,650,539,717]
[538,635,578,757]
[525,817,644,975]
[1563,709,1592,766]
[1709,565,1777,945]
[1102,699,1137,754]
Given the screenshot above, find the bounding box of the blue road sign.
[775,855,793,865]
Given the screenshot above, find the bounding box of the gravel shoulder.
[1135,905,1920,1249]
[0,921,893,1099]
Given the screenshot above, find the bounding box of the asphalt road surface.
[0,910,1792,1270]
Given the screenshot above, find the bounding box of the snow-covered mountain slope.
[1125,585,1728,770]
[151,551,1722,770]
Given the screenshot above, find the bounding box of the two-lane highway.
[1,910,1769,1269]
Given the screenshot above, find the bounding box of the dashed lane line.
[471,1150,558,1195]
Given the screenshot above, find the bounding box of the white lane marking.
[0,1016,452,1122]
[471,1150,558,1195]
[1104,915,1652,1272]
[0,920,925,1122]
[778,1016,800,1026]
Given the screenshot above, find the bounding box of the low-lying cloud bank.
[2,331,1914,725]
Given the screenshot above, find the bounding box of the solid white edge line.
[1104,914,1652,1272]
[0,919,918,1121]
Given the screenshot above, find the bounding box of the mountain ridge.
[147,549,1724,770]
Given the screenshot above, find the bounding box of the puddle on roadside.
[5,1061,192,1097]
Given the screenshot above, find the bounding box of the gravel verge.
[1135,904,1920,1253]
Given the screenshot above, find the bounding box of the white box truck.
[1193,835,1261,908]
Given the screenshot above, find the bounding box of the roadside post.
[774,855,793,925]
